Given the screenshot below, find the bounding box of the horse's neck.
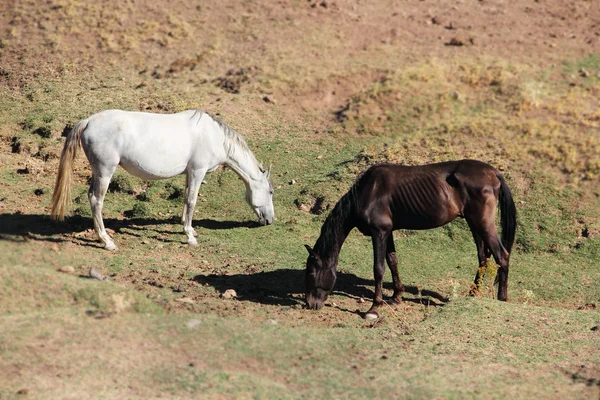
[223,141,262,185]
[314,196,356,266]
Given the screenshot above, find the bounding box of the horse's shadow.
[193,268,449,308]
[0,213,260,243]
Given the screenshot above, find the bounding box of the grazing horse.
[51,109,274,250]
[304,160,516,320]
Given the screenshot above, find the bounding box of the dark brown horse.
[304,159,517,319]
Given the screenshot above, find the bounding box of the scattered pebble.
[579,68,590,78]
[187,319,202,328]
[364,312,379,321]
[221,289,237,299]
[591,325,600,331]
[357,297,365,303]
[89,267,107,281]
[289,179,296,185]
[262,95,275,104]
[57,265,75,274]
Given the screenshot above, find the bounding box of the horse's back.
[80,110,224,179]
[355,160,500,232]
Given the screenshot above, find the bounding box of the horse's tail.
[50,119,89,221]
[497,174,517,253]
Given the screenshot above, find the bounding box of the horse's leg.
[483,231,510,301]
[183,168,207,246]
[385,234,404,304]
[472,222,510,301]
[181,171,190,225]
[88,167,117,251]
[468,230,489,296]
[365,231,390,320]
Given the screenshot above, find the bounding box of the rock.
[445,36,474,46]
[289,179,296,185]
[221,289,237,299]
[89,267,107,281]
[579,68,590,78]
[357,297,365,303]
[175,297,195,304]
[591,325,600,331]
[262,95,275,104]
[187,319,202,328]
[57,265,75,274]
[298,204,310,212]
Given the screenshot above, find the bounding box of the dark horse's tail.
[497,174,517,253]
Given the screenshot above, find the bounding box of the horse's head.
[246,167,274,226]
[304,244,337,310]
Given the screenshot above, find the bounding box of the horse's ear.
[304,244,317,258]
[265,164,272,179]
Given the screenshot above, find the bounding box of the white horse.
[51,109,274,250]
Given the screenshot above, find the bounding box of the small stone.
[187,319,202,328]
[591,325,600,331]
[89,267,107,281]
[221,289,237,299]
[266,319,278,325]
[446,37,465,46]
[58,265,75,274]
[289,179,296,185]
[298,204,310,212]
[364,312,379,321]
[579,68,590,78]
[175,297,195,304]
[17,388,29,395]
[431,16,443,25]
[262,95,275,104]
[357,297,365,303]
[316,155,323,160]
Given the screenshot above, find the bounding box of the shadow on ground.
[193,268,449,309]
[0,213,260,243]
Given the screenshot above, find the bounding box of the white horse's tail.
[51,119,89,221]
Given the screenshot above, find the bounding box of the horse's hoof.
[187,239,198,246]
[105,243,118,251]
[364,311,379,321]
[388,297,402,305]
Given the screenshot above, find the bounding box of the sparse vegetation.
[0,0,598,398]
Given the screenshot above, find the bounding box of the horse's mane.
[314,177,360,255]
[190,109,264,172]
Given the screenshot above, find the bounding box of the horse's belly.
[119,157,188,180]
[393,213,454,230]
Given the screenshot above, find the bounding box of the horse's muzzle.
[306,295,324,310]
[260,217,273,226]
